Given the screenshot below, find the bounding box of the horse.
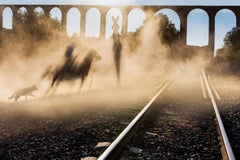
[43,49,101,96]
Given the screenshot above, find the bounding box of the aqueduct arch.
[1,5,240,54]
[2,7,13,29]
[155,9,180,31]
[86,8,101,38]
[128,8,146,32]
[67,7,81,37]
[187,9,209,46]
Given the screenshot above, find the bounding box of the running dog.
[8,85,38,102]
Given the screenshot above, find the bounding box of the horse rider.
[61,43,77,73]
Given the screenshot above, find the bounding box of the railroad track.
[0,66,238,159]
[98,68,236,160]
[202,69,235,160]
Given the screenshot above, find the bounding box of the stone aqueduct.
[0,5,240,53]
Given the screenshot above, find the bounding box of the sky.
[1,0,240,6]
[1,0,239,53]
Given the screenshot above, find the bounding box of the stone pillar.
[25,6,32,13]
[44,7,51,19]
[231,9,240,27]
[61,11,67,34]
[236,13,240,28]
[43,7,52,34]
[100,9,107,38]
[0,10,2,31]
[208,12,215,55]
[179,13,187,44]
[57,6,69,35]
[11,7,18,31]
[0,6,5,31]
[80,8,87,37]
[121,11,128,34]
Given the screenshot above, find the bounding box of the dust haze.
[0,8,229,111]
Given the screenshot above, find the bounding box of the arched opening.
[128,8,146,32]
[2,7,13,29]
[34,7,45,25]
[86,8,101,38]
[187,9,209,46]
[18,7,27,14]
[67,8,81,37]
[106,8,123,38]
[34,7,44,17]
[155,8,180,31]
[17,7,28,24]
[215,9,236,55]
[49,7,62,29]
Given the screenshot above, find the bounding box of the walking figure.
[112,16,120,35]
[112,16,122,85]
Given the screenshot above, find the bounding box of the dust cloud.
[0,8,218,110]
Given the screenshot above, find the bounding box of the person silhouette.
[62,43,77,73]
[112,16,120,35]
[112,16,122,85]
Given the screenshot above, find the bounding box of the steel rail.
[168,72,182,91]
[202,69,235,160]
[200,75,207,98]
[98,66,185,160]
[207,74,221,100]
